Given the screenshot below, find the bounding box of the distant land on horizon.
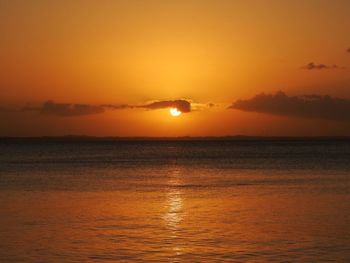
[1,135,350,142]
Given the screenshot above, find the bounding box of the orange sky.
[1,0,350,136]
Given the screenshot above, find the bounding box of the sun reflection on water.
[164,190,183,229]
[163,168,185,257]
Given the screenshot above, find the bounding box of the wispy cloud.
[20,99,194,117]
[301,62,344,70]
[102,104,134,110]
[23,101,105,117]
[229,91,350,121]
[104,99,192,112]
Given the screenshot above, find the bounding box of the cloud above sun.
[139,100,191,113]
[229,91,350,121]
[19,99,193,117]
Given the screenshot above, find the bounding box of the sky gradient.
[1,0,350,136]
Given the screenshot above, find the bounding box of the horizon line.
[1,135,350,141]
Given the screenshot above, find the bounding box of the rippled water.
[0,139,350,262]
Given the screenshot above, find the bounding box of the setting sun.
[170,108,182,117]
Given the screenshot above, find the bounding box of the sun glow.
[170,108,182,117]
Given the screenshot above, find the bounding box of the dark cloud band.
[138,100,191,113]
[21,99,192,117]
[229,91,350,121]
[103,100,191,113]
[39,101,105,117]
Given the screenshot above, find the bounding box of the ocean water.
[0,139,350,262]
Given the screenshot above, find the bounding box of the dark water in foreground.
[0,139,350,262]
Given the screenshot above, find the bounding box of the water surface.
[0,139,350,262]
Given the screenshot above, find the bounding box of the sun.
[169,108,182,117]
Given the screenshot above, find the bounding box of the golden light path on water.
[163,168,184,257]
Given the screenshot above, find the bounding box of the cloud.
[23,101,105,117]
[347,48,350,53]
[229,91,350,121]
[102,104,134,110]
[137,99,191,113]
[103,99,192,112]
[301,62,344,70]
[20,99,193,117]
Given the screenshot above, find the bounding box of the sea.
[0,138,350,262]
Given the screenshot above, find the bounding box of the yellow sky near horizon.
[1,0,350,136]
